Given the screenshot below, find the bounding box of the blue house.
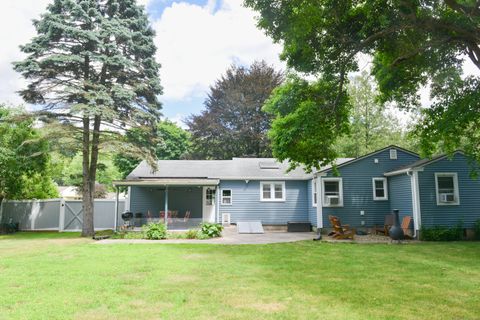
[114,146,480,236]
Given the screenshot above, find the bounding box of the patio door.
[202,187,216,223]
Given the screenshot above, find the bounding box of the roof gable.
[319,145,419,173]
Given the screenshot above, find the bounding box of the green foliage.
[335,72,418,158]
[14,0,163,236]
[0,105,58,201]
[114,121,191,178]
[264,75,350,170]
[474,219,480,241]
[199,223,223,238]
[420,223,464,241]
[245,0,480,168]
[185,229,199,239]
[54,152,121,192]
[187,61,283,159]
[142,222,167,240]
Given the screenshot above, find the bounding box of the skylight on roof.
[259,162,280,169]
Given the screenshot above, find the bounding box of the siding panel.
[418,153,480,228]
[323,148,419,228]
[219,180,309,225]
[388,173,413,221]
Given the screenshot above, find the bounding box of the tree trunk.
[81,115,101,237]
[81,116,93,237]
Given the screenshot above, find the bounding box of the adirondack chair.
[401,216,413,239]
[373,214,394,235]
[328,215,355,240]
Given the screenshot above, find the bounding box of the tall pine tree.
[14,0,162,236]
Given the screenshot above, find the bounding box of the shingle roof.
[126,157,353,181]
[384,151,464,176]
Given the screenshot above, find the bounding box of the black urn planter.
[389,209,404,240]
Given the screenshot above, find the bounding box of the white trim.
[221,189,233,205]
[312,179,318,207]
[260,181,286,202]
[372,177,388,201]
[126,186,131,211]
[411,171,422,233]
[434,172,460,206]
[322,177,343,207]
[316,176,323,228]
[385,167,424,176]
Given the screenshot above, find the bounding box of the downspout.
[408,171,421,238]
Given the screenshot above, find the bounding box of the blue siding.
[219,180,309,225]
[389,173,413,222]
[323,148,419,228]
[130,186,203,219]
[307,179,318,226]
[418,153,480,228]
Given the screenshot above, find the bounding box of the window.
[260,181,285,201]
[435,173,459,205]
[312,179,318,207]
[322,178,343,207]
[205,188,214,206]
[221,189,232,205]
[372,177,388,200]
[390,149,397,159]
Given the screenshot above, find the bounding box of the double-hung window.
[372,177,388,200]
[221,189,232,205]
[312,179,318,207]
[322,178,343,207]
[260,181,285,202]
[435,173,459,205]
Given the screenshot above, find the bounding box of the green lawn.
[0,233,479,320]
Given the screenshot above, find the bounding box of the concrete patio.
[96,226,316,245]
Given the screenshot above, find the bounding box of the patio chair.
[328,215,355,240]
[183,210,191,223]
[373,214,394,236]
[401,216,413,239]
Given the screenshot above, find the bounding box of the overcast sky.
[0,0,284,127]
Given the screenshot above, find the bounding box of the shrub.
[199,222,223,238]
[474,219,480,241]
[420,222,463,241]
[185,229,199,239]
[143,222,167,240]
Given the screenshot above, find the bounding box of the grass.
[0,232,479,319]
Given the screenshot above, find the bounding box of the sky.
[0,0,284,128]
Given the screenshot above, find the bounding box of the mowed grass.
[0,233,479,320]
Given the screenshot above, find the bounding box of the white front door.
[202,187,216,223]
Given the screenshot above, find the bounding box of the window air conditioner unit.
[222,213,231,225]
[326,196,340,206]
[440,193,455,203]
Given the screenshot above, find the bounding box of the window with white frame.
[372,177,388,200]
[260,181,285,201]
[221,189,232,205]
[322,178,343,207]
[312,179,318,207]
[390,149,397,159]
[435,173,459,205]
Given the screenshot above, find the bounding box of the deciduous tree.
[187,61,283,159]
[245,0,480,169]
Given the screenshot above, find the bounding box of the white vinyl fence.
[0,199,125,231]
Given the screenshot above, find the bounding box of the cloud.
[153,0,284,101]
[0,0,51,105]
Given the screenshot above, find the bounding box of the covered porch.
[113,179,219,230]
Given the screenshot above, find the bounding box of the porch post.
[164,186,169,226]
[114,186,119,231]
